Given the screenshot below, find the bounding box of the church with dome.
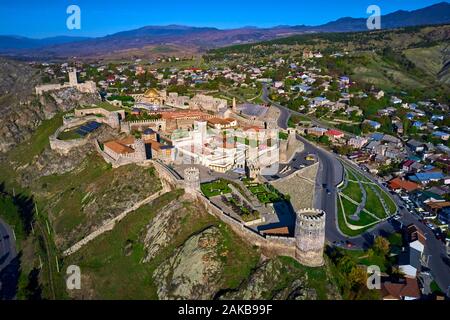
[133,88,167,105]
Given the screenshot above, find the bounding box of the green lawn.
[57,129,82,141]
[363,184,387,219]
[344,249,389,273]
[345,164,396,217]
[375,185,397,216]
[201,179,232,198]
[341,197,377,227]
[341,181,363,204]
[79,101,122,112]
[337,196,376,237]
[247,183,283,204]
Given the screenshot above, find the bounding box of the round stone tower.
[184,167,200,194]
[295,208,326,267]
[107,112,120,129]
[134,138,147,161]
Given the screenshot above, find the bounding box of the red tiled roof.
[325,129,344,136]
[381,278,420,300]
[117,136,135,145]
[388,177,420,192]
[104,141,134,155]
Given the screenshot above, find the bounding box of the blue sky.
[0,0,447,38]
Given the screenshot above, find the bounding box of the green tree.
[373,236,390,256]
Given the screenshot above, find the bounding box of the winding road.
[263,86,450,294]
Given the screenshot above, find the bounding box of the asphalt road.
[265,93,450,294]
[0,218,16,272]
[0,217,18,299]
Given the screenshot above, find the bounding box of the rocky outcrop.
[16,125,120,186]
[219,258,314,300]
[153,227,224,300]
[143,201,185,262]
[0,58,99,153]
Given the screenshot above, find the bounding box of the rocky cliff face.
[219,257,340,300]
[17,125,119,186]
[219,258,314,300]
[153,226,225,300]
[0,58,99,153]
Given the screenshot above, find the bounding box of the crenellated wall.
[150,159,325,267]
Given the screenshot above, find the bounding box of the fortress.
[178,166,326,267]
[35,68,97,96]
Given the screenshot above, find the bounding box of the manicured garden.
[245,182,284,204]
[200,179,232,198]
[222,194,260,222]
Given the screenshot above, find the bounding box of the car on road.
[426,223,435,230]
[333,240,346,248]
[326,188,331,195]
[345,241,355,248]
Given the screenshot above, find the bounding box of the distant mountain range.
[1,2,449,59]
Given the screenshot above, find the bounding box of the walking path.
[63,183,170,256]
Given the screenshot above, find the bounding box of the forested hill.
[207,24,450,57]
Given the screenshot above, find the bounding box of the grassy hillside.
[63,190,261,299]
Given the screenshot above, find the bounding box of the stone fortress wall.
[50,116,99,155]
[121,119,167,134]
[271,162,319,211]
[36,67,97,96]
[152,163,326,267]
[50,108,123,155]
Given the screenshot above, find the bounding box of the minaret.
[232,97,237,113]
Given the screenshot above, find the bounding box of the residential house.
[365,120,381,130]
[407,140,426,153]
[380,278,421,300]
[409,172,444,185]
[432,131,450,141]
[348,136,368,149]
[388,177,420,193]
[398,247,422,278]
[325,129,345,141]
